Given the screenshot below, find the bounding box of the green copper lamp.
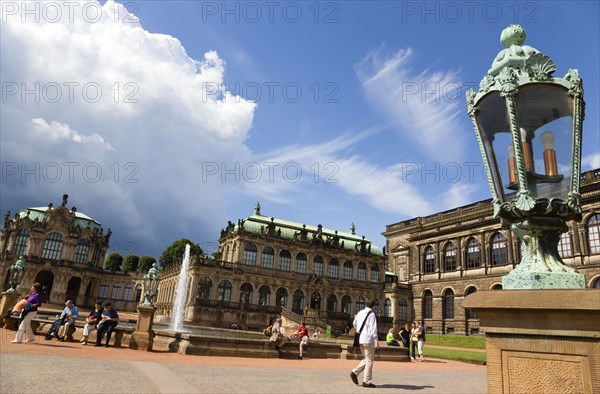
[142,263,160,306]
[6,256,26,294]
[466,25,586,289]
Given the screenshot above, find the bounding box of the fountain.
[170,243,191,331]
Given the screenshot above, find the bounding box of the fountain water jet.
[170,243,191,331]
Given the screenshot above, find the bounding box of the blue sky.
[1,1,598,261]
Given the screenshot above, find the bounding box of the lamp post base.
[503,217,585,289]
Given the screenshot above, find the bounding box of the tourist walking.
[95,303,119,347]
[399,323,410,348]
[58,300,78,341]
[80,302,103,345]
[349,299,378,388]
[12,283,42,343]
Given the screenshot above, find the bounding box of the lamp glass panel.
[516,84,573,200]
[475,91,512,201]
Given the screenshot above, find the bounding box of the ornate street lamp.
[142,263,160,306]
[466,25,586,289]
[7,256,26,294]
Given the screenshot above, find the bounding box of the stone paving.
[0,329,487,393]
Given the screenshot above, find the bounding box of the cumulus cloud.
[0,1,256,255]
[582,152,600,170]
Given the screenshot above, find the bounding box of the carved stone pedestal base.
[0,292,21,328]
[464,289,600,394]
[129,305,156,351]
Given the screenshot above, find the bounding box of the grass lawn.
[426,334,486,349]
[423,347,487,365]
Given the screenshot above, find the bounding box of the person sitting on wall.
[58,300,78,341]
[95,303,119,347]
[80,302,102,345]
[269,318,289,350]
[386,328,400,346]
[290,322,310,359]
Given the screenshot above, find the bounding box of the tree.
[123,254,139,272]
[137,256,157,273]
[104,252,123,272]
[159,239,203,269]
[211,251,222,260]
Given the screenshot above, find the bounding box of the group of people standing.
[9,282,119,347]
[385,322,425,361]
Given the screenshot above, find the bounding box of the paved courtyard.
[0,330,486,393]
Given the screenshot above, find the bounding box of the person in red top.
[291,323,310,359]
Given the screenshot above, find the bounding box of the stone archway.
[34,270,54,303]
[66,276,82,305]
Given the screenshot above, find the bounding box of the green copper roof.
[234,213,383,256]
[18,206,102,231]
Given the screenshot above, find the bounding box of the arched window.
[292,290,304,314]
[111,282,121,299]
[444,242,457,271]
[466,238,481,268]
[341,295,352,316]
[343,261,353,280]
[397,299,408,321]
[91,246,101,267]
[261,246,274,268]
[326,294,337,312]
[218,280,232,302]
[587,214,600,254]
[231,244,237,262]
[198,277,212,300]
[74,239,90,264]
[465,287,477,319]
[356,296,365,312]
[41,232,63,261]
[424,246,435,273]
[240,282,253,303]
[99,281,109,298]
[558,232,573,258]
[223,246,229,262]
[328,258,339,278]
[491,233,508,266]
[135,284,142,302]
[279,250,291,271]
[384,298,392,317]
[123,283,133,300]
[443,289,454,319]
[12,229,30,256]
[370,264,380,283]
[295,253,307,274]
[373,298,379,315]
[243,243,257,266]
[423,290,433,319]
[592,277,600,288]
[357,262,366,281]
[491,283,503,290]
[276,287,288,308]
[313,255,324,276]
[258,285,271,305]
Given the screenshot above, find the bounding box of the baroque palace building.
[384,168,600,335]
[156,203,412,333]
[0,194,143,311]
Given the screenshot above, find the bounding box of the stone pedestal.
[0,292,21,328]
[463,289,600,394]
[129,305,156,351]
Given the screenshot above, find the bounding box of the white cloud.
[355,46,468,161]
[582,152,600,170]
[0,1,256,255]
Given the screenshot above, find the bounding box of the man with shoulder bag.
[349,299,378,388]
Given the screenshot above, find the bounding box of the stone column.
[464,290,600,393]
[129,305,156,351]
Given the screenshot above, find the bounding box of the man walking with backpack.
[349,299,378,388]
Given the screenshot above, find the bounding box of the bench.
[3,315,134,347]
